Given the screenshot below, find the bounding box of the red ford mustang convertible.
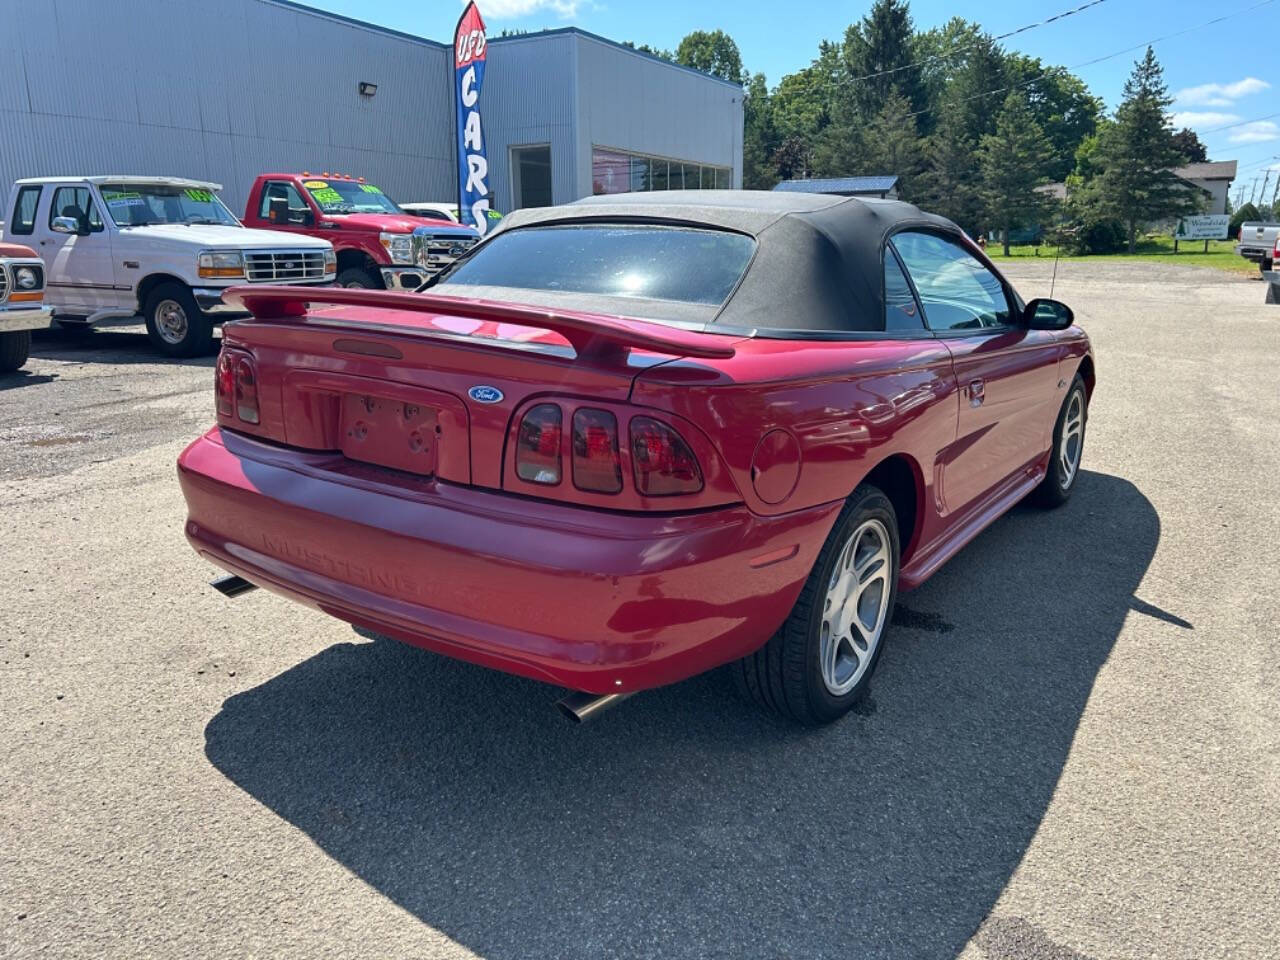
[179,191,1093,724]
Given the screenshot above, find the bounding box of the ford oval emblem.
[468,385,504,404]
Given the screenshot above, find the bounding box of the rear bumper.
[0,304,53,333]
[178,428,839,693]
[1235,245,1271,261]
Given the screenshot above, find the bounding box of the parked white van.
[2,177,335,356]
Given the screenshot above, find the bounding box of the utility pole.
[1261,170,1274,210]
[1249,177,1260,204]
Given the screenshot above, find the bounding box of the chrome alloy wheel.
[1059,389,1084,489]
[819,518,892,696]
[154,299,190,345]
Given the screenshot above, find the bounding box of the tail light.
[630,417,703,495]
[515,403,562,484]
[572,408,622,493]
[215,352,234,417]
[216,351,259,424]
[235,358,260,424]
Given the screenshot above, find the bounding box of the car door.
[36,184,115,314]
[891,229,1063,517]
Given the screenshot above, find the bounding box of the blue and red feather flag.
[453,2,491,236]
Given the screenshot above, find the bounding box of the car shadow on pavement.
[31,327,218,366]
[204,470,1160,960]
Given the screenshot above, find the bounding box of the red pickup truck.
[242,173,479,291]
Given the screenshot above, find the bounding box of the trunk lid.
[216,286,739,491]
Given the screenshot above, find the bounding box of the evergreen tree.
[977,92,1055,254]
[842,0,927,124]
[862,91,923,197]
[742,73,780,189]
[1081,48,1202,251]
[920,102,984,235]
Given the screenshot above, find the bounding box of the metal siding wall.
[0,0,454,215]
[482,35,578,211]
[574,36,744,199]
[0,8,744,221]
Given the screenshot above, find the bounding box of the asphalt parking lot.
[2,261,1277,960]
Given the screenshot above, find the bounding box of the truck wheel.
[143,283,214,358]
[1262,258,1274,275]
[733,484,899,725]
[337,267,381,289]
[0,330,32,373]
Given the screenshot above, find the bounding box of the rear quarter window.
[440,224,755,306]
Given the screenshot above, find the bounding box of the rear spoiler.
[223,286,737,361]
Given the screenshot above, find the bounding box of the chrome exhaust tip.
[210,574,257,598]
[555,691,634,723]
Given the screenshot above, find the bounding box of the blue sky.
[307,0,1280,181]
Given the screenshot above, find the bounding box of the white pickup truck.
[1235,221,1279,274]
[1,176,336,356]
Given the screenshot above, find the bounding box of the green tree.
[1004,57,1102,182]
[978,91,1055,254]
[1080,48,1202,251]
[943,34,1007,148]
[912,17,985,109]
[862,91,923,196]
[742,72,780,189]
[842,0,928,124]
[674,30,745,84]
[919,102,983,235]
[1171,127,1208,163]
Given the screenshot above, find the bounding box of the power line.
[904,0,1276,121]
[849,0,1110,84]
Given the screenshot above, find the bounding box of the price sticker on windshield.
[102,190,144,207]
[359,184,383,194]
[309,186,344,207]
[303,180,329,189]
[183,188,214,203]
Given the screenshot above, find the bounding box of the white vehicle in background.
[1,177,336,357]
[1235,221,1279,274]
[399,201,503,229]
[399,201,460,222]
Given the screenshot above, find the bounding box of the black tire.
[0,330,31,373]
[336,266,382,289]
[1032,373,1088,508]
[1262,258,1273,275]
[733,485,900,725]
[143,282,214,358]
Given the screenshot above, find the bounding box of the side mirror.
[1023,298,1074,330]
[51,216,79,235]
[267,196,289,223]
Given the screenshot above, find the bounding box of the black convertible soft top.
[476,190,963,336]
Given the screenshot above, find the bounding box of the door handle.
[967,379,985,406]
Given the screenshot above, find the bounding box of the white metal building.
[0,0,743,217]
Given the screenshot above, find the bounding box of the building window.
[512,145,553,210]
[592,147,731,195]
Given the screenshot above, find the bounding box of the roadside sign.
[1174,214,1229,240]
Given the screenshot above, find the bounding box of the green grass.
[985,235,1259,276]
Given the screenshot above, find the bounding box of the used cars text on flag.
[453,2,490,236]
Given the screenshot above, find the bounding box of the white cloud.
[468,0,579,17]
[1174,77,1270,108]
[1170,111,1240,128]
[1228,121,1280,144]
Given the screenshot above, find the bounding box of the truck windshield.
[302,180,401,214]
[100,184,240,227]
